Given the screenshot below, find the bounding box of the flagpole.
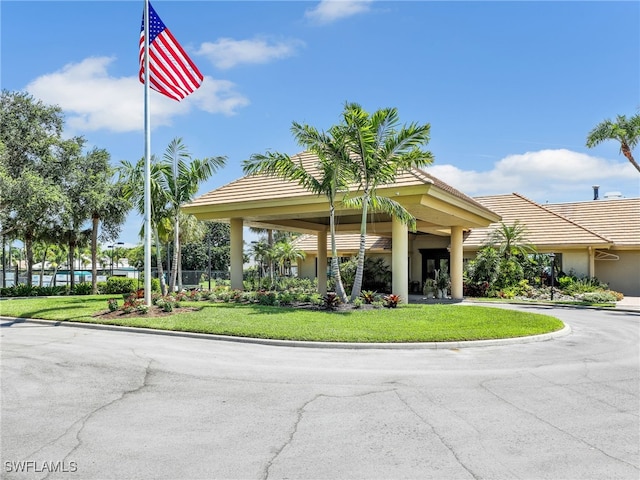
[143,0,152,306]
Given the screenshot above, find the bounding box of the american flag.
[139,2,203,101]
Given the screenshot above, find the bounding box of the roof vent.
[603,191,624,199]
[592,185,599,200]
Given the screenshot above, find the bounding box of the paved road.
[1,305,638,480]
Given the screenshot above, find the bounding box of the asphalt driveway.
[1,304,638,480]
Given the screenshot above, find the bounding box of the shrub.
[609,290,624,302]
[136,303,149,314]
[360,290,377,304]
[557,276,575,292]
[353,297,363,309]
[495,258,524,289]
[278,291,295,306]
[72,283,93,295]
[102,277,136,294]
[1,284,38,297]
[1,285,70,297]
[120,299,137,314]
[463,281,490,298]
[384,294,401,308]
[161,301,173,312]
[308,293,323,306]
[37,286,68,296]
[256,290,277,306]
[107,298,119,312]
[579,291,617,303]
[323,292,341,310]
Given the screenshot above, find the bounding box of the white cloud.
[427,149,639,203]
[196,37,304,70]
[305,0,373,24]
[24,57,249,133]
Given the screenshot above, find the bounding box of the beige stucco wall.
[595,251,640,296]
[299,255,318,281]
[560,250,590,278]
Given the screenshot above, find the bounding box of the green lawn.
[0,295,564,343]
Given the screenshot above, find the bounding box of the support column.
[392,218,409,303]
[588,247,595,278]
[317,230,327,296]
[450,226,463,299]
[230,218,244,290]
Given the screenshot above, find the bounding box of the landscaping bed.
[1,294,565,343]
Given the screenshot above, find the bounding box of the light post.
[549,253,556,301]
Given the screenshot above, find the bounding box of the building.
[183,151,640,298]
[182,151,501,300]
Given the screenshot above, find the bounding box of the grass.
[0,295,565,343]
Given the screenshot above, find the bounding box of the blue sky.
[2,0,639,246]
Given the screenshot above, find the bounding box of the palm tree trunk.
[267,229,274,287]
[170,214,179,292]
[25,230,34,287]
[621,143,640,173]
[177,242,183,291]
[350,193,369,301]
[329,204,348,303]
[154,229,167,296]
[68,237,76,291]
[39,246,48,287]
[91,215,99,294]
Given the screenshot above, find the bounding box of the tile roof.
[546,198,640,247]
[185,151,494,216]
[465,193,612,248]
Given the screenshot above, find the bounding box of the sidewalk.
[616,296,640,310]
[408,295,640,311]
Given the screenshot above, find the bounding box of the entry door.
[420,249,450,285]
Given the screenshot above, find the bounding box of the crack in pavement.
[407,385,522,480]
[393,390,482,480]
[261,389,396,480]
[527,370,639,416]
[479,379,640,471]
[25,357,154,480]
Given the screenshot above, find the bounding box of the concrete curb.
[1,316,572,350]
[458,299,640,314]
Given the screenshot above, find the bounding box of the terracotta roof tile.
[185,151,495,218]
[546,198,640,247]
[465,193,611,248]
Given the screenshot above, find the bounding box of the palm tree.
[485,221,536,259]
[272,241,306,277]
[243,123,352,303]
[163,138,226,292]
[250,240,272,281]
[32,240,49,287]
[48,244,68,287]
[119,156,172,295]
[341,103,434,300]
[586,114,640,173]
[172,212,206,290]
[249,227,277,284]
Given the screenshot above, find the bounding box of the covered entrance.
[420,248,450,285]
[182,151,500,301]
